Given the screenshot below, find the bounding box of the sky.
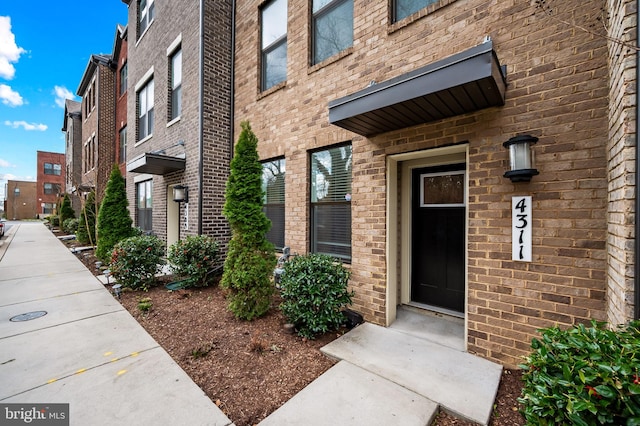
[0,2,129,201]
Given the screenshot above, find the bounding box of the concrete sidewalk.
[0,222,233,426]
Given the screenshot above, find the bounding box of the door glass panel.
[421,171,464,206]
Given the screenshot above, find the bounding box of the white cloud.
[53,85,76,108]
[4,120,47,131]
[0,83,23,106]
[0,158,12,167]
[0,16,26,80]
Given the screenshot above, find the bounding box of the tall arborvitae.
[221,121,276,320]
[96,165,134,262]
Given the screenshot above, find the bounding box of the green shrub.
[63,218,79,234]
[108,235,165,291]
[221,121,276,320]
[167,235,220,287]
[279,253,353,339]
[96,165,135,262]
[518,320,640,426]
[48,216,60,227]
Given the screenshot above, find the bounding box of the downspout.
[198,0,205,235]
[635,0,640,320]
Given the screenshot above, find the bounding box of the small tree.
[76,191,98,245]
[96,165,134,261]
[59,194,75,226]
[221,121,276,320]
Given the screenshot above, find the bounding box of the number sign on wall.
[512,196,532,262]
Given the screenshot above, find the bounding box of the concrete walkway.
[0,222,233,426]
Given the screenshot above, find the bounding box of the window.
[310,144,352,261]
[137,180,153,231]
[262,158,285,249]
[137,79,154,141]
[119,126,127,163]
[120,62,128,96]
[44,183,60,195]
[44,163,61,176]
[43,203,55,214]
[312,0,353,65]
[139,0,155,35]
[261,0,287,91]
[393,0,438,22]
[169,49,182,120]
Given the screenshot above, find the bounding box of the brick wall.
[115,28,128,178]
[6,181,37,220]
[97,62,116,202]
[606,0,637,325]
[234,0,611,366]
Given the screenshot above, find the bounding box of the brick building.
[62,99,83,215]
[114,24,128,177]
[5,180,37,220]
[76,54,117,203]
[232,0,636,367]
[36,151,65,217]
[122,0,233,249]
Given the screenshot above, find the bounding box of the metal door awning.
[328,40,507,136]
[127,152,186,175]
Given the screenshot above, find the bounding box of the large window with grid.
[262,158,285,249]
[137,180,153,231]
[261,0,287,91]
[393,0,438,22]
[312,0,353,65]
[139,0,155,35]
[310,144,352,261]
[137,79,154,141]
[169,48,182,120]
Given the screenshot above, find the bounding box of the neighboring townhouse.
[114,24,129,178]
[233,0,638,367]
[62,99,83,215]
[36,151,65,218]
[76,54,117,204]
[122,0,233,249]
[5,181,37,220]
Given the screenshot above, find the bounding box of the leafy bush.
[63,218,79,234]
[518,320,640,426]
[108,235,165,291]
[48,215,60,227]
[167,235,220,287]
[279,253,354,339]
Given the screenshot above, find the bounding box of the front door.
[411,164,465,313]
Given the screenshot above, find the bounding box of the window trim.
[260,0,288,92]
[169,47,182,122]
[311,0,354,66]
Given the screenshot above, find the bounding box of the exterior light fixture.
[503,135,539,182]
[173,185,188,203]
[112,284,122,299]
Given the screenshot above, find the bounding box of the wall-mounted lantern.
[173,185,188,203]
[503,135,539,182]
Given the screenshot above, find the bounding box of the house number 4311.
[512,196,532,262]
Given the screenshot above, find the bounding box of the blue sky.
[0,2,128,201]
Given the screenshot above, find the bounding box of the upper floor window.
[119,62,128,96]
[261,0,287,91]
[44,183,60,195]
[119,126,127,163]
[262,158,285,249]
[393,0,437,22]
[169,48,182,120]
[310,144,352,262]
[137,79,154,141]
[44,163,62,176]
[312,0,353,65]
[139,0,156,35]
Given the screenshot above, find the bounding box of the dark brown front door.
[411,164,465,313]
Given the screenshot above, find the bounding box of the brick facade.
[5,181,37,220]
[115,25,128,178]
[36,151,65,217]
[234,0,617,366]
[123,0,232,247]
